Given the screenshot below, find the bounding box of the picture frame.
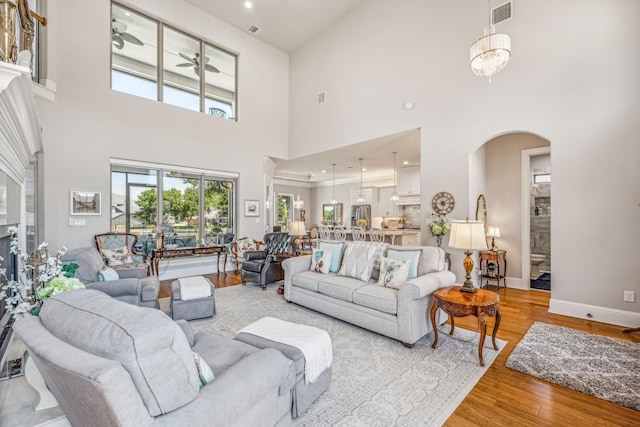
[244,199,260,217]
[70,190,102,216]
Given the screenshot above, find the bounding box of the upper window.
[110,2,237,120]
[533,174,551,184]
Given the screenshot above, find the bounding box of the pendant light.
[293,187,304,210]
[330,163,338,204]
[390,152,399,202]
[356,158,366,204]
[469,0,511,82]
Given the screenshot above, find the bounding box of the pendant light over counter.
[330,163,338,205]
[390,152,399,202]
[356,158,365,204]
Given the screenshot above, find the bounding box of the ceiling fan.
[112,19,144,50]
[176,52,220,75]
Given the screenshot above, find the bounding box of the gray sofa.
[283,243,456,347]
[14,289,295,427]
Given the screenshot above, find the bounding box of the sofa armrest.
[244,250,267,261]
[399,270,457,301]
[85,278,140,298]
[154,348,294,427]
[282,256,312,301]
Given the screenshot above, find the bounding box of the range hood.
[394,195,420,205]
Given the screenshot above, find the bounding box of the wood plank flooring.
[163,274,640,426]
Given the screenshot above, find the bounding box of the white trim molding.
[549,298,640,328]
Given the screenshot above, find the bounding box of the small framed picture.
[70,190,102,216]
[244,199,260,217]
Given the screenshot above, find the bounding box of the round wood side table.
[430,286,501,366]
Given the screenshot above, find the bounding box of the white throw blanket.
[238,317,333,384]
[178,276,212,300]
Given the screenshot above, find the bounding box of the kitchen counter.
[342,229,421,245]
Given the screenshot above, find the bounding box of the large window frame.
[111,160,238,254]
[110,2,238,120]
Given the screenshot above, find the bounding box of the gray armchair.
[14,289,295,427]
[61,247,160,308]
[241,232,293,290]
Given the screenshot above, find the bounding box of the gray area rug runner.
[164,285,506,426]
[506,322,640,412]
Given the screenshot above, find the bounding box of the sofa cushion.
[98,266,119,281]
[101,247,134,266]
[39,289,199,417]
[291,270,324,292]
[386,248,421,279]
[310,248,332,274]
[378,256,411,289]
[352,285,398,315]
[319,240,345,273]
[317,275,369,302]
[338,242,388,282]
[388,245,447,275]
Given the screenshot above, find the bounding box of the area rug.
[506,322,640,412]
[164,285,506,426]
[530,272,551,291]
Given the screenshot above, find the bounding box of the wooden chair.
[309,224,319,248]
[333,226,347,241]
[94,233,150,276]
[369,228,385,242]
[351,226,366,241]
[230,237,264,273]
[318,225,331,240]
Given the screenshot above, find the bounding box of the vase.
[436,235,443,247]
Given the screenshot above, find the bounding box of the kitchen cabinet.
[397,166,420,195]
[377,186,397,217]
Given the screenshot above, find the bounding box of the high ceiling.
[182,0,367,53]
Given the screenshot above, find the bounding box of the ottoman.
[170,276,216,321]
[234,317,332,418]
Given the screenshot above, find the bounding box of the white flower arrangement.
[428,212,451,247]
[0,227,74,316]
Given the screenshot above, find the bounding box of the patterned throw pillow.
[338,243,379,282]
[100,247,133,266]
[378,256,411,289]
[236,238,258,256]
[318,240,345,273]
[192,351,215,388]
[98,266,119,282]
[386,249,421,279]
[309,249,332,274]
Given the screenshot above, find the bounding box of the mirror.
[475,194,488,233]
[322,203,343,226]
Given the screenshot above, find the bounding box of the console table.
[151,245,227,275]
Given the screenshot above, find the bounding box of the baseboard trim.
[549,298,640,328]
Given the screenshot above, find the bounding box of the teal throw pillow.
[386,249,421,279]
[98,266,119,282]
[319,240,345,273]
[378,256,411,289]
[192,351,215,388]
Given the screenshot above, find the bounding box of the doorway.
[521,146,551,290]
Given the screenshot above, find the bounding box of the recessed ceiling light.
[362,168,367,171]
[244,1,253,9]
[321,170,327,173]
[404,101,415,110]
[403,161,409,165]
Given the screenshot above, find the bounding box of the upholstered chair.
[94,232,150,276]
[230,237,264,273]
[241,232,292,290]
[61,247,160,308]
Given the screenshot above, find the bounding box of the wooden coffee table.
[430,286,501,366]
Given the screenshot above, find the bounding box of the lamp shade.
[448,220,488,250]
[470,25,511,79]
[289,221,306,236]
[486,226,501,238]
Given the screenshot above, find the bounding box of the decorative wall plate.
[432,192,455,215]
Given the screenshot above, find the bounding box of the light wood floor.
[163,274,640,426]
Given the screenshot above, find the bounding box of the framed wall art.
[70,190,102,216]
[244,199,260,217]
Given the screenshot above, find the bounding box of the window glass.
[278,194,293,230]
[111,168,158,239]
[162,171,200,246]
[533,174,551,184]
[204,43,236,120]
[111,4,158,97]
[163,27,200,112]
[203,178,234,243]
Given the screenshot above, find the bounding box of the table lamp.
[289,221,306,254]
[448,218,488,293]
[486,226,501,251]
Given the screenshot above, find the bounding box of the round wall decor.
[432,192,455,215]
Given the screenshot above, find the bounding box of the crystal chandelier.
[470,1,511,83]
[293,187,304,209]
[356,158,365,204]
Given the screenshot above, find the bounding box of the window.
[533,174,551,184]
[111,161,236,254]
[277,194,293,230]
[110,2,237,119]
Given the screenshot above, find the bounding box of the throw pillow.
[338,243,379,282]
[192,351,215,388]
[236,238,258,256]
[319,240,345,273]
[386,249,421,279]
[309,249,332,274]
[100,247,133,266]
[378,256,411,289]
[98,266,119,282]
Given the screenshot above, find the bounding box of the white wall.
[37,0,289,250]
[289,0,640,323]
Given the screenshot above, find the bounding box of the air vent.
[247,25,262,34]
[317,91,326,104]
[491,1,512,25]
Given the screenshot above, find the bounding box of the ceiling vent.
[491,1,512,25]
[317,91,326,104]
[247,25,262,34]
